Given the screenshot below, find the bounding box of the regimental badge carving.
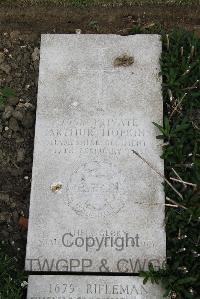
[67,161,127,218]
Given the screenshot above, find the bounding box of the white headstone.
[25,34,166,272]
[27,275,165,298]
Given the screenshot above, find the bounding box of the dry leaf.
[19,216,28,230]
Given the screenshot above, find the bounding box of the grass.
[128,26,200,299]
[0,87,15,106]
[0,242,27,299]
[0,0,199,6]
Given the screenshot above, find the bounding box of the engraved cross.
[77,48,116,106]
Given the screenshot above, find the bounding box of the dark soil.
[0,31,39,264]
[0,4,200,34]
[0,3,199,268]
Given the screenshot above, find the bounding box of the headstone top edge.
[40,33,161,40]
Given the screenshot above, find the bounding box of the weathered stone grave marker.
[25,34,165,273]
[27,275,165,298]
[26,33,166,298]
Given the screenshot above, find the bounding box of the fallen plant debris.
[132,149,183,200]
[18,216,28,231]
[50,182,63,193]
[113,54,134,67]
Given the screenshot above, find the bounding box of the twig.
[188,45,195,61]
[174,163,194,168]
[165,203,179,208]
[182,86,197,91]
[117,27,133,35]
[182,66,191,76]
[188,214,192,224]
[168,89,173,102]
[192,121,200,131]
[182,79,199,91]
[180,46,184,57]
[132,150,183,200]
[166,196,187,210]
[136,202,180,208]
[172,168,186,188]
[191,45,195,58]
[166,34,169,50]
[13,162,19,169]
[162,142,170,147]
[178,228,181,239]
[169,93,187,120]
[170,177,197,188]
